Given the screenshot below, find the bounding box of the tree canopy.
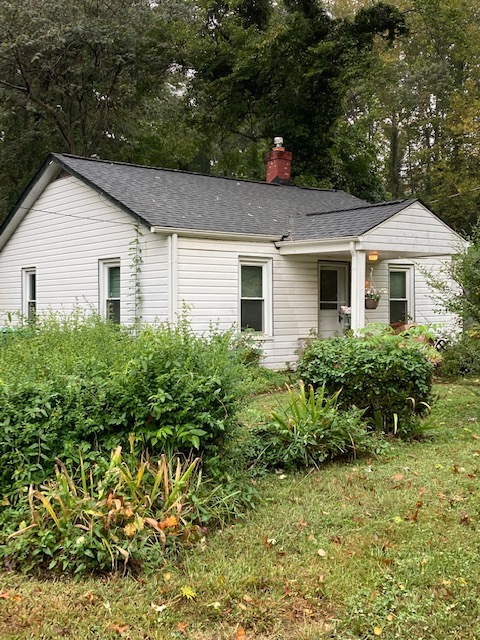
[0,0,479,234]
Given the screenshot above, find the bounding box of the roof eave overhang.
[276,237,358,255]
[150,226,281,242]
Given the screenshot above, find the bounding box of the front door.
[318,263,349,337]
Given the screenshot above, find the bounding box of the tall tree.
[0,0,178,218]
[187,0,406,194]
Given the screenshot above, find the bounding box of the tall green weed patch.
[0,313,245,494]
[297,335,433,435]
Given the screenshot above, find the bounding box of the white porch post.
[350,243,366,333]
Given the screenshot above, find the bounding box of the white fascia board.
[356,237,461,257]
[276,237,358,255]
[150,226,280,242]
[0,160,61,251]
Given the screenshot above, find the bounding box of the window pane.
[28,301,36,321]
[320,269,338,302]
[109,266,120,298]
[390,271,406,299]
[29,273,36,300]
[241,266,262,298]
[107,299,121,324]
[241,300,263,331]
[320,302,338,310]
[390,300,407,324]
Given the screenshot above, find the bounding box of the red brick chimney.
[266,137,292,185]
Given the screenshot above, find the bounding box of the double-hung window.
[239,259,272,334]
[22,268,36,321]
[389,267,413,323]
[100,259,121,324]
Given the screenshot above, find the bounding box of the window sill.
[241,332,274,342]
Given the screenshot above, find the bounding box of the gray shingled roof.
[53,153,414,240]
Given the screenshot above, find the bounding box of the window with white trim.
[239,259,272,334]
[22,268,36,321]
[389,266,414,323]
[100,259,121,324]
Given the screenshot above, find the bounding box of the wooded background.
[1,0,478,234]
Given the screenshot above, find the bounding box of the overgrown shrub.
[245,382,381,471]
[0,445,204,574]
[0,312,245,494]
[297,335,434,435]
[438,327,480,380]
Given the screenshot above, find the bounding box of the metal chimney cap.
[273,136,284,148]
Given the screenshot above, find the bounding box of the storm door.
[318,263,349,337]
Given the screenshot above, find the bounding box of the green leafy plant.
[297,334,434,436]
[247,382,378,470]
[0,444,202,575]
[0,311,245,494]
[439,327,480,379]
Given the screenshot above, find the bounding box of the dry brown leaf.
[236,625,246,639]
[108,623,129,636]
[392,473,404,482]
[177,622,189,637]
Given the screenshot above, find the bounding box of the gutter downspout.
[350,242,366,334]
[167,233,178,323]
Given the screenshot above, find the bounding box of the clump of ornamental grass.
[0,443,203,575]
[244,382,383,471]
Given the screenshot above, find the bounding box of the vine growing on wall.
[129,224,144,326]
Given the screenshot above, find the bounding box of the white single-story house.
[0,142,466,368]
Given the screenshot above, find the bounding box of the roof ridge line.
[305,198,415,217]
[54,153,351,194]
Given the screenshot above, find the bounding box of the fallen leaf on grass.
[177,622,189,636]
[392,473,404,482]
[108,623,129,636]
[317,549,327,557]
[407,500,423,522]
[373,626,383,636]
[236,625,246,639]
[0,591,12,599]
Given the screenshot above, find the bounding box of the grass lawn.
[1,381,480,640]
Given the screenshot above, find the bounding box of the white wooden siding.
[176,238,318,368]
[0,176,169,325]
[364,257,456,327]
[362,202,463,255]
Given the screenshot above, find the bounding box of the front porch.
[276,237,457,338]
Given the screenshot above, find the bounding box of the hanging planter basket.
[365,298,379,309]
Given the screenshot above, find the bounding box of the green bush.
[246,382,381,471]
[438,328,480,380]
[0,312,245,494]
[297,335,434,436]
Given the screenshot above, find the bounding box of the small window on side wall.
[389,267,413,324]
[100,259,121,324]
[239,259,272,334]
[22,268,36,321]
